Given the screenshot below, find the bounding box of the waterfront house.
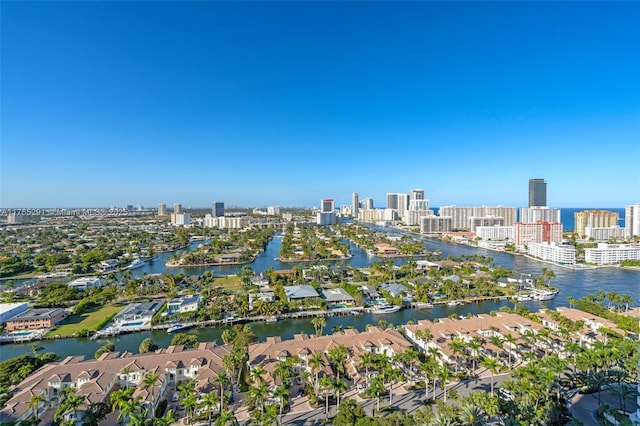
[5,308,67,331]
[113,302,163,325]
[67,276,104,291]
[95,259,119,273]
[283,285,319,302]
[380,283,409,297]
[166,295,202,315]
[321,288,356,307]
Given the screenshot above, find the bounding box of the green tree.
[139,338,158,354]
[170,333,199,349]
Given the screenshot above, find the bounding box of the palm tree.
[480,356,501,396]
[327,345,349,381]
[274,384,290,423]
[311,316,326,336]
[110,387,136,425]
[308,353,326,388]
[249,364,266,385]
[449,337,466,373]
[28,392,46,421]
[364,375,386,412]
[248,380,269,414]
[358,352,375,385]
[318,376,333,417]
[178,380,197,425]
[420,357,438,401]
[214,370,229,412]
[214,409,238,426]
[438,364,452,403]
[142,371,160,411]
[402,347,420,384]
[201,390,219,425]
[503,333,518,369]
[332,379,347,410]
[458,401,487,426]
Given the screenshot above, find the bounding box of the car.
[497,387,515,401]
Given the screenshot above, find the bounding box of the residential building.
[585,243,640,265]
[203,214,248,229]
[352,192,359,218]
[420,215,452,234]
[404,209,434,226]
[212,202,225,217]
[574,210,619,237]
[283,285,320,302]
[411,189,425,200]
[96,259,119,273]
[475,225,514,241]
[173,203,182,214]
[397,193,409,219]
[380,283,409,297]
[0,302,28,325]
[528,178,547,207]
[469,216,505,233]
[320,199,334,213]
[166,295,202,315]
[171,213,191,226]
[625,203,640,238]
[514,221,563,246]
[5,308,67,331]
[247,327,413,388]
[359,198,374,210]
[527,242,576,265]
[266,206,280,215]
[386,193,399,210]
[67,277,104,291]
[318,199,337,225]
[157,203,167,216]
[0,342,232,424]
[358,209,382,223]
[321,288,356,307]
[519,207,561,224]
[439,206,517,230]
[584,226,626,242]
[113,302,163,325]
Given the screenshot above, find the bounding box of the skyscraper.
[158,203,167,216]
[321,199,335,213]
[212,202,225,217]
[174,203,182,214]
[352,192,359,218]
[386,193,399,210]
[411,189,425,200]
[528,179,547,207]
[625,203,640,238]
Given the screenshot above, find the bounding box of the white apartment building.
[267,206,281,215]
[585,226,627,242]
[171,213,191,226]
[358,209,382,223]
[317,211,337,225]
[585,243,640,265]
[469,216,505,232]
[404,209,434,226]
[203,214,249,229]
[625,203,640,238]
[519,207,561,224]
[514,221,563,246]
[528,242,576,265]
[475,225,514,241]
[438,206,517,230]
[420,215,452,234]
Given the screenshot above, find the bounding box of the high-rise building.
[514,221,562,246]
[625,203,640,238]
[360,198,374,210]
[212,202,225,217]
[386,193,399,210]
[411,189,425,200]
[574,210,619,238]
[439,205,518,230]
[174,203,182,214]
[158,203,167,216]
[528,178,547,207]
[519,207,561,224]
[352,193,359,218]
[321,199,335,213]
[397,193,409,219]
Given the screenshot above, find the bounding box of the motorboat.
[371,304,402,314]
[167,323,193,333]
[127,259,146,270]
[531,289,558,301]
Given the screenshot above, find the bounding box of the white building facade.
[527,242,576,265]
[585,243,640,265]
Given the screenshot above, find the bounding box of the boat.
[127,259,146,270]
[371,304,402,314]
[515,294,532,302]
[447,300,463,306]
[531,289,558,301]
[167,323,193,333]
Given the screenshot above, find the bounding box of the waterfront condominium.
[411,189,425,200]
[157,203,167,216]
[317,199,337,225]
[173,203,182,214]
[625,203,640,238]
[574,210,619,238]
[529,178,547,207]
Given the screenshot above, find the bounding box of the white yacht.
[531,288,558,301]
[127,259,146,270]
[371,304,402,314]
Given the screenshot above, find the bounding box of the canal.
[1,225,637,361]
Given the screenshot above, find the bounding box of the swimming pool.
[121,321,144,327]
[10,331,33,337]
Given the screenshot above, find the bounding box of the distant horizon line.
[0,205,633,210]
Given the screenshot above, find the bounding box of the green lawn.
[212,275,242,290]
[46,304,124,337]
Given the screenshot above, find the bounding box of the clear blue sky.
[2,1,639,209]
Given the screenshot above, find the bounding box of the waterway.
[1,225,638,361]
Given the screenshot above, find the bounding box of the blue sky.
[2,1,639,209]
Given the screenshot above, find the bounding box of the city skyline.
[2,2,639,208]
